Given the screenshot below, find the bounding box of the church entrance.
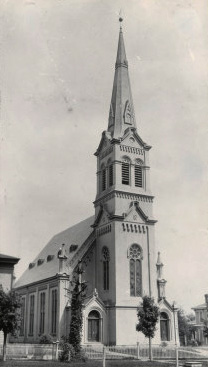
[88,310,100,342]
[160,312,170,341]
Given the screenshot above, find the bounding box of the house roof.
[0,254,20,265]
[192,303,207,310]
[14,216,94,288]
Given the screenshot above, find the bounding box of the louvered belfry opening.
[135,165,143,187]
[102,168,106,191]
[109,164,113,186]
[122,162,130,185]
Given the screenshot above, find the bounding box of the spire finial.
[119,9,123,29]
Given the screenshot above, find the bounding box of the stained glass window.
[39,292,45,335]
[29,295,35,335]
[102,247,110,290]
[128,244,142,297]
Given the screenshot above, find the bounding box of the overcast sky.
[1,0,208,313]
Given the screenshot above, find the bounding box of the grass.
[0,360,208,367]
[0,360,176,367]
[0,360,181,367]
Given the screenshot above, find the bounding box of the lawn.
[0,361,208,367]
[0,360,181,367]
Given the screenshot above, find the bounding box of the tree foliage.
[68,263,87,355]
[0,289,22,360]
[177,308,196,345]
[136,296,160,361]
[203,321,208,338]
[0,289,21,335]
[136,295,160,338]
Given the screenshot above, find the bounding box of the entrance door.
[88,310,100,342]
[160,312,170,341]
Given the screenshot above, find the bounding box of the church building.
[13,22,179,346]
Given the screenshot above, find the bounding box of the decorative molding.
[127,244,143,260]
[94,190,154,207]
[120,145,144,156]
[122,223,146,233]
[96,224,112,237]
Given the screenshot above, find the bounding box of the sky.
[1,0,208,313]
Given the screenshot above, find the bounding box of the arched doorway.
[88,310,100,342]
[160,312,170,341]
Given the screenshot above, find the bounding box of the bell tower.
[92,19,158,345]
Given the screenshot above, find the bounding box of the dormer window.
[69,244,78,252]
[37,259,44,266]
[47,255,54,262]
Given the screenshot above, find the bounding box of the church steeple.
[108,20,137,138]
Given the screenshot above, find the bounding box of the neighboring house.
[12,23,179,346]
[0,253,20,345]
[192,294,208,345]
[0,254,20,292]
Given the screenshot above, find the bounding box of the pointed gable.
[92,205,111,227]
[124,201,157,224]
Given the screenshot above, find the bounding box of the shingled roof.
[15,215,94,288]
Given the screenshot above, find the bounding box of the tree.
[203,322,208,339]
[0,290,21,361]
[136,295,160,361]
[177,308,196,345]
[68,262,87,355]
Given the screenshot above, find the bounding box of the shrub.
[59,337,75,362]
[191,340,198,346]
[39,334,53,344]
[73,349,88,362]
[160,341,168,348]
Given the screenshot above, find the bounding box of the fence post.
[137,342,140,359]
[175,344,179,367]
[103,346,106,367]
[55,340,59,361]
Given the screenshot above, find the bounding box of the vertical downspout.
[146,226,152,297]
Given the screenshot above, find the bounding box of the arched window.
[88,310,100,342]
[102,246,110,290]
[135,159,143,188]
[122,157,131,185]
[128,244,143,297]
[160,312,170,341]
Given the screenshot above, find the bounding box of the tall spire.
[108,19,137,138]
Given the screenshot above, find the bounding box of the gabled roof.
[121,128,151,150]
[158,297,174,311]
[14,216,94,288]
[124,201,157,224]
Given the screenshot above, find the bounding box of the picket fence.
[1,343,208,361]
[83,344,208,360]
